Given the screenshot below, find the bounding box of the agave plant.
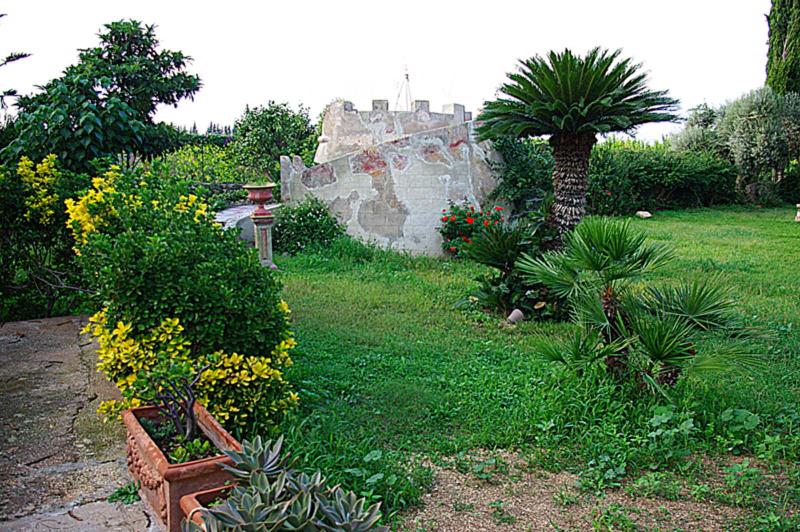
[477,47,678,237]
[184,437,388,532]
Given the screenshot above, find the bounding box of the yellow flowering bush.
[71,166,298,431]
[18,154,60,225]
[87,304,298,429]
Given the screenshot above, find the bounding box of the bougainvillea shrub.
[437,201,504,257]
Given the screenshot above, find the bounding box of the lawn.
[276,207,800,528]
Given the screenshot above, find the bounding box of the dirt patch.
[401,451,748,531]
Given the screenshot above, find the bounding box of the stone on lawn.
[636,211,653,219]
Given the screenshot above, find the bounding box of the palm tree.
[477,47,678,238]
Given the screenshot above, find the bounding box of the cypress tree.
[767,0,800,94]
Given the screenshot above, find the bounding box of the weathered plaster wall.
[314,99,473,163]
[281,117,497,255]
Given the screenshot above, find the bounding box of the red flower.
[483,220,490,226]
[465,238,472,244]
[494,220,499,225]
[605,190,612,196]
[450,216,456,222]
[441,216,448,222]
[466,217,474,225]
[470,206,475,212]
[449,246,456,252]
[442,208,446,213]
[494,206,503,211]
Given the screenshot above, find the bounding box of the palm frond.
[535,328,629,369]
[642,278,740,332]
[630,314,696,367]
[478,47,679,141]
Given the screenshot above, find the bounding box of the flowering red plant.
[437,200,504,257]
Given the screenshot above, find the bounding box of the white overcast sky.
[2,0,771,140]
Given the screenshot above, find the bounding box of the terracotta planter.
[123,404,241,532]
[180,485,231,529]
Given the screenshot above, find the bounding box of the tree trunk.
[549,133,597,240]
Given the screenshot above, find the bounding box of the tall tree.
[230,102,317,180]
[477,48,678,238]
[767,0,800,94]
[3,20,200,173]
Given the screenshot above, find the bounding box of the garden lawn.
[276,207,800,525]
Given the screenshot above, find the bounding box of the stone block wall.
[281,118,498,255]
[314,99,473,164]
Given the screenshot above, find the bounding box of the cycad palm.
[477,47,678,238]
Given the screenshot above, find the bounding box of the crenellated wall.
[314,99,473,164]
[281,101,498,255]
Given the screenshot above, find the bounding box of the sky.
[2,0,772,140]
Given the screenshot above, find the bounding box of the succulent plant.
[222,435,292,481]
[183,437,387,532]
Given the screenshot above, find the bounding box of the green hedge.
[491,138,738,215]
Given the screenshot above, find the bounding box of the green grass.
[275,207,800,518]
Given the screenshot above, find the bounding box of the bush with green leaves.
[229,102,317,181]
[672,87,800,203]
[518,217,760,395]
[70,165,298,430]
[490,137,737,216]
[184,436,387,532]
[273,196,345,255]
[462,197,562,317]
[0,155,90,321]
[586,139,738,215]
[437,201,505,257]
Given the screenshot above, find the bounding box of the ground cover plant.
[275,207,800,526]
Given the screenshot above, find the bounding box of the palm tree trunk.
[549,133,597,240]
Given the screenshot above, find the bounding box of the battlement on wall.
[314,99,474,164]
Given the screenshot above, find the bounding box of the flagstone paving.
[0,317,158,530]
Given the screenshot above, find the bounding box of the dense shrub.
[437,201,505,257]
[69,166,297,430]
[273,196,345,255]
[672,88,800,203]
[489,137,553,211]
[0,155,89,321]
[586,140,738,215]
[490,138,738,216]
[462,201,563,318]
[229,102,317,181]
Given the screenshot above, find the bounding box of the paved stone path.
[0,317,158,530]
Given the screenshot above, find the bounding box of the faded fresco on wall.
[280,100,497,255]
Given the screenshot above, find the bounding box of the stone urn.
[122,404,241,532]
[243,183,277,217]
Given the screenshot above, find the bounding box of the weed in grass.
[452,501,475,512]
[626,472,682,500]
[488,500,516,525]
[720,458,763,506]
[553,487,579,507]
[591,503,636,531]
[689,482,711,501]
[108,481,140,505]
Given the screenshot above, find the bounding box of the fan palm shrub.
[477,47,678,238]
[519,218,760,394]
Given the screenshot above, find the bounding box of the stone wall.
[314,99,473,164]
[281,107,498,255]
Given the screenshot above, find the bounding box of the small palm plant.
[518,218,760,394]
[477,48,678,238]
